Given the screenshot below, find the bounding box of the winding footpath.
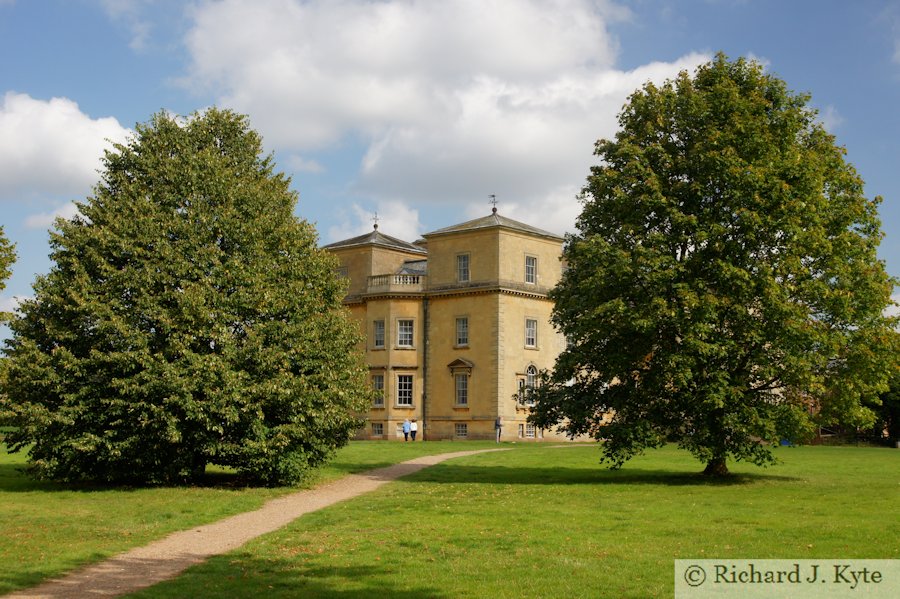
[7,448,507,599]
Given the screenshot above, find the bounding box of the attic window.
[457,254,470,282]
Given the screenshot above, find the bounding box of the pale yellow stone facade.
[324,210,570,441]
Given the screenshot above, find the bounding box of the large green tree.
[531,55,897,475]
[1,109,370,485]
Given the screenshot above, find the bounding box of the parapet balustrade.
[366,274,426,294]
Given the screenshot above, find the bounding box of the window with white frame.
[397,319,414,347]
[456,317,468,347]
[372,373,385,407]
[455,373,468,406]
[455,423,468,438]
[457,253,470,282]
[373,320,385,348]
[525,423,536,438]
[525,318,537,347]
[396,374,414,406]
[371,422,384,436]
[525,255,537,284]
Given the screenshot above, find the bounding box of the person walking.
[402,419,411,442]
[494,417,502,443]
[410,418,418,441]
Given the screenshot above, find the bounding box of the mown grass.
[128,444,900,599]
[2,442,897,597]
[0,440,491,594]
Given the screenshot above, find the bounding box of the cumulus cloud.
[181,0,707,234]
[0,92,131,201]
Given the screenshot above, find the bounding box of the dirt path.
[7,448,507,599]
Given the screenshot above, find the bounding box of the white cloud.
[0,92,131,201]
[181,0,706,234]
[24,202,81,230]
[355,56,706,207]
[818,104,844,133]
[183,0,630,150]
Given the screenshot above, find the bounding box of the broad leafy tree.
[531,55,897,475]
[1,109,370,485]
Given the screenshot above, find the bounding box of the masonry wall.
[425,291,500,440]
[424,229,500,289]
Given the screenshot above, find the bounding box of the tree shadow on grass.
[399,464,799,487]
[0,461,264,493]
[130,554,453,599]
[1,553,451,599]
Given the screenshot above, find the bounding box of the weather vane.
[372,211,379,230]
[489,194,498,213]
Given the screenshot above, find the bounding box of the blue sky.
[2,0,900,327]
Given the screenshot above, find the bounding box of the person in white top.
[410,419,418,441]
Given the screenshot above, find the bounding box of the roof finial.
[372,211,379,230]
[488,194,498,214]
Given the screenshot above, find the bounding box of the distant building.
[324,208,570,441]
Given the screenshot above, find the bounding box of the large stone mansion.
[324,208,571,441]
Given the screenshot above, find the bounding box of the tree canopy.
[0,109,371,485]
[530,54,897,475]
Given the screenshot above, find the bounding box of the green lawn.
[131,444,899,599]
[2,442,898,598]
[0,440,498,594]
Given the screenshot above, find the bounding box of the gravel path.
[8,448,507,599]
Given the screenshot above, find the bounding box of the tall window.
[526,365,537,389]
[456,317,469,347]
[397,319,414,347]
[457,254,470,282]
[397,374,414,406]
[372,374,385,407]
[525,255,537,284]
[525,318,537,347]
[521,365,537,407]
[373,320,385,348]
[455,373,468,406]
[455,423,468,438]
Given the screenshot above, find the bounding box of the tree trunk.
[190,453,207,482]
[703,456,729,476]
